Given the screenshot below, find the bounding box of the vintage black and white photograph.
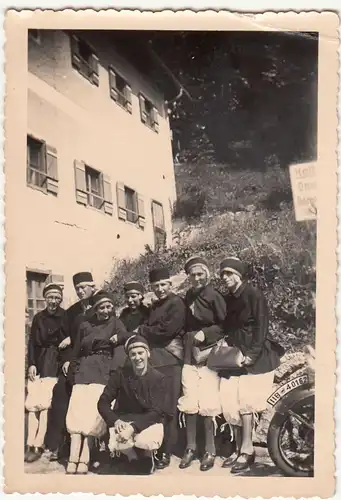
[3,10,338,497]
[22,26,318,478]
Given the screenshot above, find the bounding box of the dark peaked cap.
[73,272,95,287]
[149,267,171,283]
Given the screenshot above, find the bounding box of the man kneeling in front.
[97,335,173,474]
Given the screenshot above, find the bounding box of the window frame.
[108,66,133,114]
[124,185,139,224]
[139,93,160,133]
[151,200,166,250]
[26,135,48,192]
[84,165,105,211]
[70,34,99,87]
[26,269,50,323]
[27,135,59,195]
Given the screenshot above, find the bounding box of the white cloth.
[25,377,58,412]
[177,364,222,417]
[220,370,275,426]
[66,384,107,437]
[108,423,164,454]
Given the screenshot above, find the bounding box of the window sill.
[111,97,132,115]
[119,218,145,231]
[77,202,113,217]
[27,183,48,195]
[141,121,159,134]
[72,67,98,87]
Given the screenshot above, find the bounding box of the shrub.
[107,206,316,352]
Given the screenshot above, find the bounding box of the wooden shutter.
[139,95,147,123]
[74,160,87,206]
[125,84,132,113]
[152,107,160,133]
[109,68,118,101]
[71,35,81,70]
[137,193,146,229]
[45,144,58,195]
[116,182,127,221]
[102,174,113,216]
[91,54,100,86]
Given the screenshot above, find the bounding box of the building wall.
[26,30,176,306]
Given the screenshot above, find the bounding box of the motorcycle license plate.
[267,374,309,407]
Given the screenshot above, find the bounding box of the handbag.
[207,338,244,371]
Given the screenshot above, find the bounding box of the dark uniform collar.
[230,281,247,298]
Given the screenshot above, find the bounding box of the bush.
[107,206,316,352]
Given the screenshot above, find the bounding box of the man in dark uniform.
[137,267,186,470]
[98,335,173,475]
[45,271,98,460]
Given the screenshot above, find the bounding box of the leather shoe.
[155,452,171,470]
[200,452,216,471]
[49,450,59,462]
[222,451,240,468]
[231,452,255,473]
[179,448,196,469]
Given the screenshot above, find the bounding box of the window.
[70,34,99,86]
[74,160,113,215]
[28,29,41,44]
[27,135,59,195]
[152,201,166,250]
[109,68,132,113]
[85,166,104,210]
[139,95,159,133]
[26,271,49,323]
[116,182,145,229]
[26,271,64,323]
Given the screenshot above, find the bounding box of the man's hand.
[117,423,135,443]
[62,361,70,376]
[242,355,253,366]
[58,337,71,350]
[194,330,205,345]
[110,334,118,344]
[28,365,37,381]
[114,419,129,433]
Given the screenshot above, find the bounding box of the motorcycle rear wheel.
[267,398,314,477]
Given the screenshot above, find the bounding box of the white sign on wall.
[289,161,317,221]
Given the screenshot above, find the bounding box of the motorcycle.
[266,345,315,477]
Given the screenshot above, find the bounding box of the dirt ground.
[25,446,283,477]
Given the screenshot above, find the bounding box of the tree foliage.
[150,31,318,170]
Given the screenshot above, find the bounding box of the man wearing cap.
[25,283,67,463]
[218,257,284,473]
[45,271,98,460]
[98,335,172,474]
[134,267,186,469]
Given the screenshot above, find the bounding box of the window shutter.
[102,174,113,216]
[139,95,147,123]
[45,144,58,195]
[116,182,127,221]
[137,193,146,229]
[91,54,100,87]
[153,107,160,133]
[71,35,81,70]
[109,69,118,101]
[125,84,133,113]
[74,160,88,206]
